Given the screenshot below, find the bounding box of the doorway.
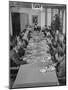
[11,12,20,36]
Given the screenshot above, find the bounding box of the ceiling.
[9,1,66,9]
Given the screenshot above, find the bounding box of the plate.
[40,69,47,72]
[47,66,55,72]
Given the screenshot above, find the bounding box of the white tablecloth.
[13,63,59,88]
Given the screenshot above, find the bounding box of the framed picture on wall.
[32,3,41,8]
[32,15,38,25]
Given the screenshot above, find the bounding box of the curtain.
[20,13,29,32]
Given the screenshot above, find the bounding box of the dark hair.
[24,40,28,46]
[58,51,64,57]
[10,36,17,50]
[23,29,26,33]
[52,40,58,48]
[18,47,25,57]
[45,25,47,27]
[22,39,28,48]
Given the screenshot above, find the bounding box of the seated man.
[34,24,37,31]
[48,40,58,63]
[10,36,17,50]
[10,45,27,67]
[27,31,32,40]
[22,39,28,48]
[55,50,66,85]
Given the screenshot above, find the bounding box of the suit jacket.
[56,56,66,78]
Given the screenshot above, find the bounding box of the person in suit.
[34,24,38,31]
[54,38,66,85]
[55,14,60,31]
[55,51,66,85]
[51,14,60,31]
[51,16,56,31]
[10,42,28,67]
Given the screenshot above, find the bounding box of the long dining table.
[12,63,59,88]
[13,31,59,88]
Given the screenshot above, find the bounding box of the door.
[11,12,20,36]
